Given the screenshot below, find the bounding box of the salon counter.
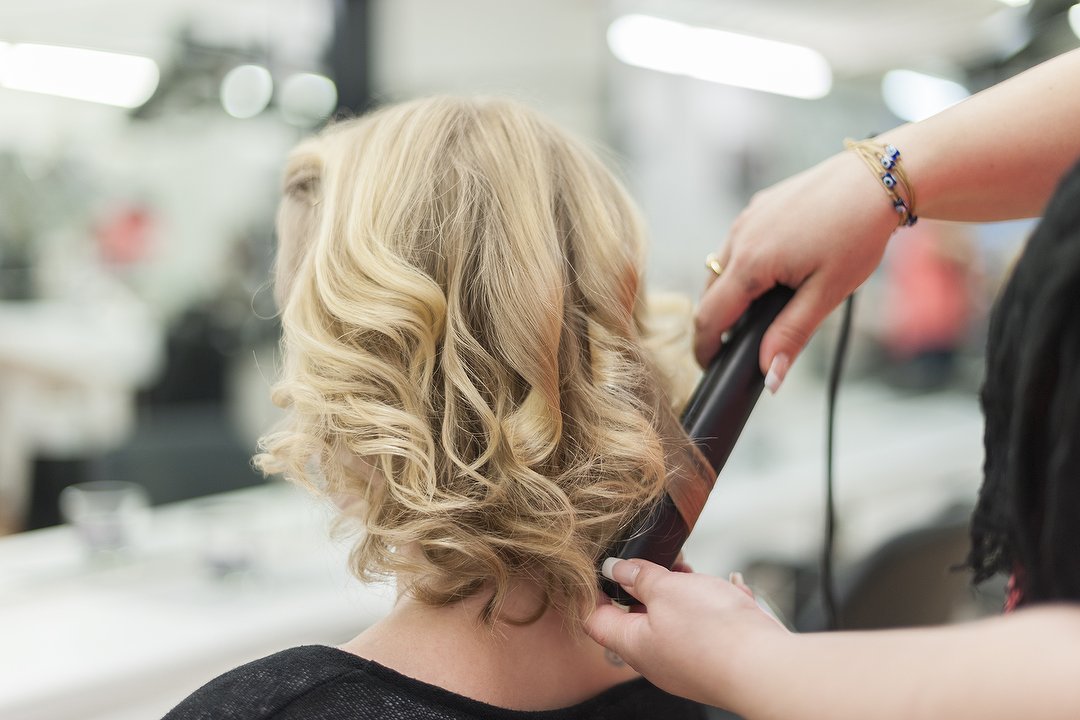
[0,482,394,720]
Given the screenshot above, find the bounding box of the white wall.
[371,0,606,140]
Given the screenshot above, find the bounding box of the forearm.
[877,48,1080,222]
[730,605,1080,720]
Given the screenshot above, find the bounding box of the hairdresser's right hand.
[586,558,789,711]
[696,150,899,388]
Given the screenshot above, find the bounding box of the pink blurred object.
[96,206,154,265]
[882,222,975,358]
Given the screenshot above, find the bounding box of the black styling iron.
[599,285,794,605]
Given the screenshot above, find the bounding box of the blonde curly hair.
[258,96,696,626]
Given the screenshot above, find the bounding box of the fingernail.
[764,354,790,394]
[602,557,639,585]
[729,571,755,599]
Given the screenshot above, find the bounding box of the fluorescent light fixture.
[220,64,273,119]
[0,42,159,108]
[996,0,1030,7]
[882,69,970,122]
[607,14,832,100]
[279,72,337,125]
[1070,4,1080,40]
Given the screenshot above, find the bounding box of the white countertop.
[0,482,394,720]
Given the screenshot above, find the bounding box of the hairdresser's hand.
[696,151,898,388]
[586,558,789,710]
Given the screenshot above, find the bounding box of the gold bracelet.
[844,138,918,227]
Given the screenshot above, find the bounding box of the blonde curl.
[257,96,696,627]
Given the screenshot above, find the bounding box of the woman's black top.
[164,645,707,720]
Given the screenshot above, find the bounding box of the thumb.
[586,558,671,656]
[601,557,671,604]
[584,602,640,656]
[758,275,835,391]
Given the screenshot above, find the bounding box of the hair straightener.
[599,285,795,605]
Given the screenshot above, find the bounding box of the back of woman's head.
[259,96,688,624]
[970,157,1080,605]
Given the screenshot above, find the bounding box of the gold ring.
[705,253,724,277]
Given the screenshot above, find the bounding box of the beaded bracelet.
[844,138,918,227]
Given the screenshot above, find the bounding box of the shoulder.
[163,646,708,720]
[568,679,708,720]
[395,675,707,720]
[163,645,373,720]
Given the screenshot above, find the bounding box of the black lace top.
[164,645,707,720]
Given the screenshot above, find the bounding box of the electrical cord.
[822,293,855,631]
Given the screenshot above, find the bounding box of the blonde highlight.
[258,96,695,627]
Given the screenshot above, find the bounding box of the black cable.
[823,293,855,631]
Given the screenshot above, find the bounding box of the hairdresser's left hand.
[586,558,789,711]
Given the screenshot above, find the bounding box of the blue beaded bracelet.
[844,138,918,228]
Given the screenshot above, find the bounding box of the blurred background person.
[878,221,978,391]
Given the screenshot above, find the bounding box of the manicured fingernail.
[602,557,639,585]
[764,354,790,394]
[729,571,755,599]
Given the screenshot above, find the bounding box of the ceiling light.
[1070,4,1080,40]
[0,42,159,108]
[882,69,970,122]
[220,64,273,119]
[279,72,337,125]
[996,0,1030,7]
[607,14,832,100]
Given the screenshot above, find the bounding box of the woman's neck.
[339,581,640,711]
